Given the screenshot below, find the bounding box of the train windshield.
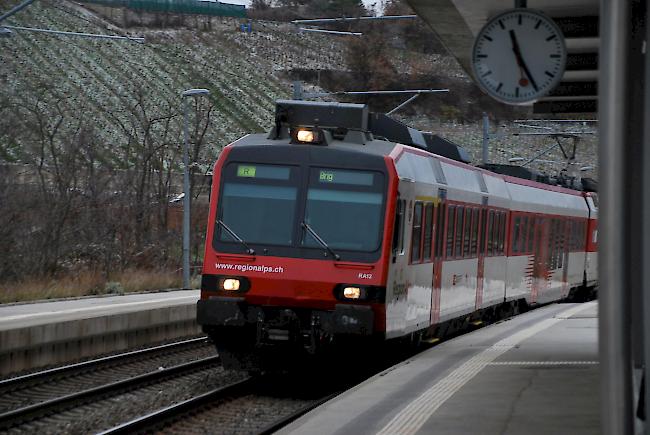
[302,168,384,252]
[218,164,298,246]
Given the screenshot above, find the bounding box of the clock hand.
[508,31,529,85]
[509,30,539,92]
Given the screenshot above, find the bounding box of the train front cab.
[197,137,399,370]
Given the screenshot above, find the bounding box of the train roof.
[228,100,591,196]
[271,99,471,163]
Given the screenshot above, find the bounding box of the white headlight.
[343,286,361,299]
[297,129,315,143]
[222,278,241,291]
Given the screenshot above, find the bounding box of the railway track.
[0,337,228,432]
[0,336,213,413]
[0,336,348,434]
[99,377,341,435]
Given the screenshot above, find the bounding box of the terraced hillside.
[0,0,348,168]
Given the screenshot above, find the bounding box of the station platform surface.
[280,301,599,435]
[0,289,200,330]
[0,290,201,375]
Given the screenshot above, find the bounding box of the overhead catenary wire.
[298,27,362,36]
[2,25,145,42]
[292,15,418,25]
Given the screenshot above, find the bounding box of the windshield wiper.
[301,222,340,261]
[217,220,255,255]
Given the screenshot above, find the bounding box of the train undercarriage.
[198,297,378,372]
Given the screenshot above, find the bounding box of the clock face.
[472,9,567,105]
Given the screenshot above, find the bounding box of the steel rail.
[97,377,255,435]
[255,391,342,435]
[0,355,220,430]
[0,336,208,389]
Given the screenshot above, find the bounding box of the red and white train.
[197,100,598,371]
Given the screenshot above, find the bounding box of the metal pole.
[643,1,650,429]
[482,113,489,164]
[519,141,561,167]
[599,0,633,433]
[180,88,209,290]
[182,97,191,290]
[304,89,449,99]
[292,81,303,100]
[331,89,449,95]
[0,0,35,23]
[386,93,420,115]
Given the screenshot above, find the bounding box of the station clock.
[471,9,567,105]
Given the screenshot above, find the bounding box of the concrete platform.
[280,301,599,435]
[0,290,201,376]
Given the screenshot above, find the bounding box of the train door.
[475,206,486,309]
[530,217,547,303]
[431,195,446,325]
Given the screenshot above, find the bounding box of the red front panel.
[201,147,399,333]
[203,254,384,308]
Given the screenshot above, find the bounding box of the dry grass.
[0,269,187,304]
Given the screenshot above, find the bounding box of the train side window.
[527,217,535,253]
[512,216,521,254]
[499,212,506,255]
[463,207,472,257]
[411,202,423,263]
[455,206,464,258]
[520,216,529,253]
[556,220,563,268]
[470,208,479,257]
[479,209,487,255]
[557,220,566,269]
[423,203,434,261]
[492,211,498,256]
[546,219,554,268]
[487,210,495,256]
[573,221,577,251]
[446,206,456,258]
[392,199,405,256]
[550,219,558,269]
[435,204,446,259]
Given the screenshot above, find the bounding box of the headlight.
[217,276,249,292]
[343,286,362,299]
[335,284,385,302]
[221,278,240,291]
[291,127,323,144]
[202,275,250,293]
[297,129,315,143]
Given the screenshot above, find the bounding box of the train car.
[197,100,598,371]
